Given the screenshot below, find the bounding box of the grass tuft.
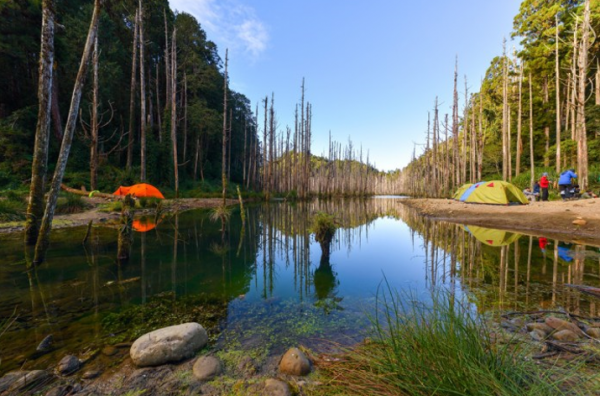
[314,283,596,396]
[56,193,88,214]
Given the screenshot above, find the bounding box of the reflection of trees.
[398,204,600,315]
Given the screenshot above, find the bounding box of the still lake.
[1,197,599,375]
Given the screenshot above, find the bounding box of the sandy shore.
[401,198,600,247]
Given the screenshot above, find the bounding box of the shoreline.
[400,197,600,247]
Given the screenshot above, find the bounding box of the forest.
[400,0,600,198]
[1,0,600,210]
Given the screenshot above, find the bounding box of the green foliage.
[55,193,88,214]
[316,285,596,396]
[0,189,26,221]
[101,292,227,343]
[310,212,337,245]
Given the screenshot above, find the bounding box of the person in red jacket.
[539,172,551,201]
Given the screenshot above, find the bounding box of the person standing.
[558,169,577,200]
[539,172,550,201]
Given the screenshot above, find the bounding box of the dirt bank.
[0,197,240,234]
[401,198,600,247]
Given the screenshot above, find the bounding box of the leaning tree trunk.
[33,0,102,264]
[25,0,55,246]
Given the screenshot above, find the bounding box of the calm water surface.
[1,197,599,374]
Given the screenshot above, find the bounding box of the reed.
[315,283,596,396]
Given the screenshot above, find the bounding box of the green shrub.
[56,193,88,214]
[310,212,337,246]
[0,199,25,221]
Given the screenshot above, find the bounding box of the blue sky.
[170,0,522,171]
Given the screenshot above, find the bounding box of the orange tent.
[128,183,165,199]
[113,183,165,199]
[113,186,132,196]
[132,217,157,232]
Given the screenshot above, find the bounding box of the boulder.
[529,329,547,341]
[264,378,292,396]
[57,355,80,375]
[193,356,222,381]
[82,370,101,380]
[36,334,54,352]
[7,370,50,393]
[586,327,600,339]
[279,347,311,376]
[130,322,208,367]
[526,322,553,335]
[545,317,583,335]
[552,329,580,342]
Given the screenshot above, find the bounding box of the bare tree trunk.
[139,0,147,181]
[221,49,228,206]
[529,71,535,188]
[171,29,178,197]
[502,39,508,180]
[164,9,171,108]
[516,63,523,176]
[452,58,459,187]
[25,0,55,246]
[576,0,590,190]
[90,35,99,190]
[182,73,187,163]
[34,0,101,263]
[555,13,562,174]
[126,8,138,171]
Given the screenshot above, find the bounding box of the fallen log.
[60,184,116,200]
[565,284,600,299]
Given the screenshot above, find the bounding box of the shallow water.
[1,197,599,375]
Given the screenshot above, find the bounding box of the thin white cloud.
[170,0,269,61]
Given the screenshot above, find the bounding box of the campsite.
[2,0,600,395]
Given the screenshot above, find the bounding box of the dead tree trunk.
[34,0,101,263]
[126,8,138,171]
[516,63,523,176]
[171,29,178,197]
[25,0,56,246]
[221,49,228,206]
[555,13,562,174]
[529,71,535,189]
[139,0,147,181]
[90,35,99,190]
[576,0,590,190]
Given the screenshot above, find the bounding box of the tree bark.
[139,0,147,181]
[576,0,590,190]
[555,13,561,174]
[90,35,99,190]
[25,0,55,246]
[171,29,178,197]
[126,8,138,171]
[34,0,102,263]
[221,49,228,206]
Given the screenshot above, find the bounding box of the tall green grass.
[0,190,26,221]
[56,193,88,214]
[315,284,596,396]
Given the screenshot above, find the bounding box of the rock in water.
[6,370,50,393]
[57,355,80,375]
[36,334,54,352]
[586,327,600,339]
[572,219,587,226]
[264,378,292,396]
[279,347,311,376]
[192,356,222,381]
[130,323,208,367]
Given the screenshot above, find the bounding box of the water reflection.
[1,197,600,375]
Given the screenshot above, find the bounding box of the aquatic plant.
[314,284,596,396]
[310,211,337,260]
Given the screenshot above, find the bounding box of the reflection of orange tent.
[113,186,132,196]
[113,183,165,199]
[132,217,157,232]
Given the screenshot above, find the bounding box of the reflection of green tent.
[464,225,522,247]
[454,180,528,205]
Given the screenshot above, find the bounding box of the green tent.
[454,180,529,205]
[452,183,473,200]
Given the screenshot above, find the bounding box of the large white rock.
[130,323,208,367]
